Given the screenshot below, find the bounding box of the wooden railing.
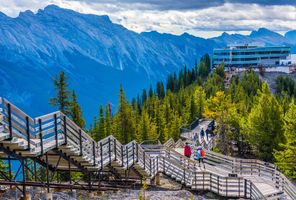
[204,149,296,199]
[0,97,295,199]
[161,148,265,199]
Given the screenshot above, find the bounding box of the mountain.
[211,28,291,46]
[285,30,296,44]
[0,5,215,123]
[0,5,295,124]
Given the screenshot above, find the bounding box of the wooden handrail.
[0,97,295,199]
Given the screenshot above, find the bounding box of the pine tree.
[97,105,105,141]
[105,105,112,137]
[115,85,135,144]
[142,89,147,105]
[198,61,208,79]
[69,91,85,128]
[189,94,197,121]
[274,100,296,180]
[243,83,284,161]
[195,86,206,118]
[204,91,238,154]
[49,71,71,115]
[201,53,211,74]
[204,73,224,97]
[216,63,225,78]
[156,81,165,99]
[148,85,154,98]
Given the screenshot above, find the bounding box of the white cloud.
[0,1,295,38]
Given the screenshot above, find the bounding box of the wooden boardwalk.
[0,97,295,199]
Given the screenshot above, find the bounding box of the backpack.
[200,149,205,157]
[195,150,201,159]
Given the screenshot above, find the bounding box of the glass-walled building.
[213,45,291,68]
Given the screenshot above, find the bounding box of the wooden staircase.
[0,97,295,199]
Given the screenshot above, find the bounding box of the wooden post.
[108,137,111,165]
[136,143,139,162]
[114,139,117,161]
[68,157,72,191]
[149,158,152,176]
[217,176,220,195]
[26,116,30,150]
[244,179,247,198]
[100,142,103,170]
[250,181,252,198]
[226,177,228,197]
[156,156,159,172]
[238,178,241,197]
[163,156,165,174]
[202,172,205,190]
[45,153,50,193]
[210,173,212,191]
[22,159,26,198]
[121,145,124,167]
[126,146,129,168]
[39,119,43,155]
[194,163,197,189]
[143,151,146,170]
[183,165,186,186]
[132,142,135,165]
[7,103,12,139]
[79,129,82,156]
[54,114,58,148]
[63,116,67,144]
[92,141,96,166]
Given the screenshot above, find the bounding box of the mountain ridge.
[0,5,295,124]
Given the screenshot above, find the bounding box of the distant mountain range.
[1,5,295,123]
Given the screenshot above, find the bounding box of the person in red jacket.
[184,142,192,158]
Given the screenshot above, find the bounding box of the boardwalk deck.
[0,97,295,199]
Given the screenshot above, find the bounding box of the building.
[213,45,292,69]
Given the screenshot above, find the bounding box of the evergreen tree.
[241,70,262,98]
[105,105,112,137]
[148,85,154,98]
[274,100,296,180]
[156,81,165,99]
[201,53,211,74]
[97,105,106,140]
[275,76,296,98]
[49,71,71,115]
[198,61,208,79]
[195,86,206,118]
[114,85,135,143]
[189,94,197,121]
[243,83,284,161]
[142,89,147,105]
[204,91,238,154]
[216,63,225,78]
[69,91,85,128]
[204,73,224,97]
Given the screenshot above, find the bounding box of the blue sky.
[0,0,296,38]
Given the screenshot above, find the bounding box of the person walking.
[200,128,205,138]
[184,142,192,158]
[195,146,206,169]
[206,128,209,141]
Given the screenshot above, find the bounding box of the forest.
[49,54,296,181]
